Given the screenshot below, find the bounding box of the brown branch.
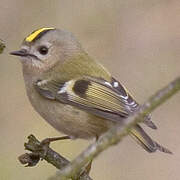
[57,77,180,179]
[18,135,92,180]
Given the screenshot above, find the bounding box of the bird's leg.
[40,136,70,146]
[39,136,70,159]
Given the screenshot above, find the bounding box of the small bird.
[10,27,171,154]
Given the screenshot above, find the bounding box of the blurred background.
[0,0,180,179]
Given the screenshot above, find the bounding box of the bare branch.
[18,135,92,180]
[57,77,180,179]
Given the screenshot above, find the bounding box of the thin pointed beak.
[10,49,28,57]
[10,49,41,61]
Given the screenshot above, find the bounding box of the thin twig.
[57,77,180,179]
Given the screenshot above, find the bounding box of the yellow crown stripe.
[25,27,55,42]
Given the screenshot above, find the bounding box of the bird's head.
[10,27,82,73]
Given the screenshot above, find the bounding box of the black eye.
[38,46,48,55]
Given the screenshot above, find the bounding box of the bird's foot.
[38,136,70,160]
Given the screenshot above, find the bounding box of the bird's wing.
[34,76,172,154]
[35,76,139,122]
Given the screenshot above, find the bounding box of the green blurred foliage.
[0,0,180,180]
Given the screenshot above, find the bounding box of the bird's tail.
[130,124,172,154]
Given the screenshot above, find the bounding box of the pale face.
[19,41,55,70]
